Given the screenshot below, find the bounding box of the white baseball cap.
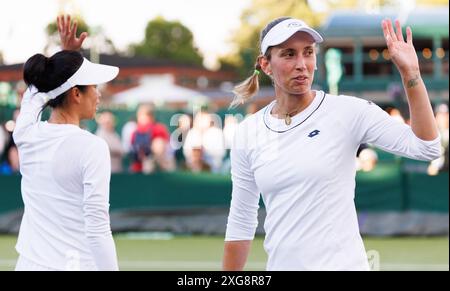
[46,57,119,99]
[261,18,323,55]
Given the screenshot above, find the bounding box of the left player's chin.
[290,86,310,94]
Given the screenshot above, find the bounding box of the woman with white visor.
[14,16,119,271]
[223,17,441,270]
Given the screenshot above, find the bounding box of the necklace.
[264,93,326,133]
[276,103,303,125]
[284,111,295,125]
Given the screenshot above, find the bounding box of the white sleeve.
[13,87,46,144]
[81,138,119,271]
[225,124,260,241]
[353,98,441,161]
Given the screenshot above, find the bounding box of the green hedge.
[0,164,447,214]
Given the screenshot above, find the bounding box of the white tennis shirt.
[13,90,118,271]
[225,91,441,270]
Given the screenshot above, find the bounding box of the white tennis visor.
[46,58,119,99]
[260,18,323,55]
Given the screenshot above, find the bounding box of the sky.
[0,0,251,68]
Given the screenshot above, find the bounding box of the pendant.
[285,115,292,125]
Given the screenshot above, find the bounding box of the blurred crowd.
[355,103,449,175]
[1,101,448,176]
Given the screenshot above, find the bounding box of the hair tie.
[254,69,260,75]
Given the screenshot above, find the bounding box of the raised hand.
[382,19,419,76]
[57,15,88,51]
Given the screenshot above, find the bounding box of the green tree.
[131,16,203,66]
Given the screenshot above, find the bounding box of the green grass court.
[0,235,448,271]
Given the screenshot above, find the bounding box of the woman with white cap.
[223,17,441,270]
[13,16,119,271]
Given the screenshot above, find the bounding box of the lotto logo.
[308,130,320,138]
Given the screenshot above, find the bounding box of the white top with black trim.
[225,90,441,270]
[13,90,118,271]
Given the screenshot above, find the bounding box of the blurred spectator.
[184,125,203,166]
[356,148,378,172]
[183,147,211,173]
[387,82,409,120]
[223,115,239,150]
[203,123,226,172]
[1,122,19,175]
[435,103,449,146]
[1,145,19,174]
[385,107,405,123]
[130,103,171,173]
[219,115,240,174]
[0,124,6,157]
[121,118,137,155]
[443,146,449,172]
[428,103,449,175]
[95,111,124,173]
[184,111,225,173]
[152,136,176,172]
[8,145,20,172]
[176,114,192,140]
[170,114,192,166]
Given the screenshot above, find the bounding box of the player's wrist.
[400,68,421,81]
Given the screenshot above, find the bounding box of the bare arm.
[382,19,439,141]
[401,71,437,141]
[57,15,88,51]
[222,240,252,271]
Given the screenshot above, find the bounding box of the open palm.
[57,15,88,51]
[382,19,419,74]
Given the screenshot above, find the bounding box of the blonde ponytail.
[229,63,261,109]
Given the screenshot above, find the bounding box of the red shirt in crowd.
[130,122,170,172]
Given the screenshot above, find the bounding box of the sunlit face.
[261,32,317,96]
[80,85,100,120]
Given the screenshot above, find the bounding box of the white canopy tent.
[111,74,209,108]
